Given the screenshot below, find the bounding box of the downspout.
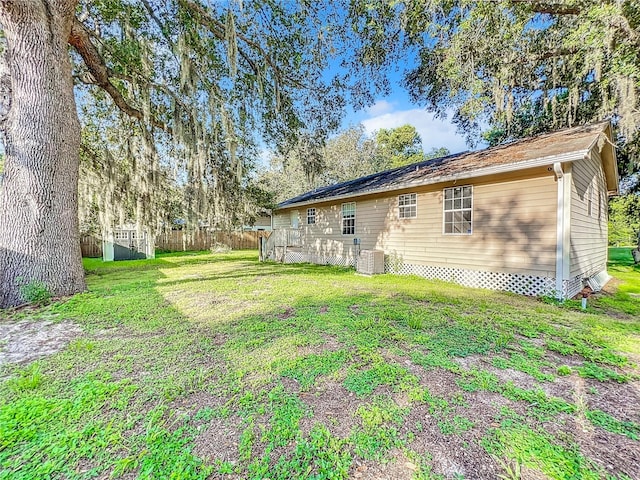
[553,162,572,299]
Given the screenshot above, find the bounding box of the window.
[115,231,127,240]
[341,202,355,235]
[598,189,602,221]
[398,193,417,219]
[443,186,472,234]
[307,208,316,225]
[587,183,593,217]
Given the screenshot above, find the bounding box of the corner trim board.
[554,162,572,299]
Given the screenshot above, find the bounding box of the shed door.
[113,231,147,261]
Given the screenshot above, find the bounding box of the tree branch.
[178,0,301,88]
[537,47,580,60]
[68,18,172,134]
[508,1,581,15]
[609,14,640,48]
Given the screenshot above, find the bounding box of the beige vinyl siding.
[569,149,608,278]
[273,212,290,229]
[282,167,558,277]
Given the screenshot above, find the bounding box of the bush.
[19,280,52,305]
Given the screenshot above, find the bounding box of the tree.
[0,0,347,307]
[259,125,377,203]
[375,124,423,169]
[258,124,450,202]
[425,147,450,161]
[0,1,85,307]
[609,194,640,246]
[348,0,640,177]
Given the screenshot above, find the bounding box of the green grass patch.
[343,361,417,397]
[280,350,350,390]
[492,352,555,382]
[1,248,638,478]
[586,410,640,440]
[575,362,631,383]
[350,397,408,461]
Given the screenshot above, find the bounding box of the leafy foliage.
[375,124,423,169]
[609,194,640,246]
[348,0,640,176]
[259,124,449,202]
[74,0,349,233]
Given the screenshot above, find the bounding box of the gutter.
[277,150,589,210]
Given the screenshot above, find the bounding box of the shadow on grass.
[607,247,638,269]
[2,251,639,480]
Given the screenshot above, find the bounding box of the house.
[243,213,273,232]
[264,122,619,299]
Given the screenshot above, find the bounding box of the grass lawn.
[1,249,639,479]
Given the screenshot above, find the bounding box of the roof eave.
[276,149,588,210]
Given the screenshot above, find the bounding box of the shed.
[103,225,155,261]
[265,122,619,300]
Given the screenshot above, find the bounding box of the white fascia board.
[277,150,589,211]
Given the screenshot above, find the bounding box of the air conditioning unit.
[357,250,385,275]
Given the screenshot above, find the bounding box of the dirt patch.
[582,379,640,424]
[0,319,82,367]
[319,306,329,314]
[545,413,640,479]
[296,335,344,357]
[418,366,463,399]
[350,449,416,479]
[402,404,502,479]
[576,429,640,479]
[170,391,228,418]
[543,349,588,368]
[298,381,361,439]
[193,415,243,467]
[277,307,295,320]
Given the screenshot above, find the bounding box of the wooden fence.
[80,230,259,258]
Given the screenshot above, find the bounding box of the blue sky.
[345,94,471,155]
[335,59,473,156]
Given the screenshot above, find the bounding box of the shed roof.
[278,121,617,209]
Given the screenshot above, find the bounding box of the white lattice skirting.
[283,251,355,268]
[562,276,584,299]
[386,262,557,297]
[281,251,557,297]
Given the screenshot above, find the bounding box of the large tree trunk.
[0,0,85,307]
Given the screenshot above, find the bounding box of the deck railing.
[261,228,301,261]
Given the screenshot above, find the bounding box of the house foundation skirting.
[386,262,556,297]
[562,275,584,299]
[281,251,558,297]
[283,251,355,267]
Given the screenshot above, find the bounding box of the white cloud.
[362,108,471,155]
[364,100,395,117]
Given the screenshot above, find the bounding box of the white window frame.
[341,202,356,235]
[398,193,417,219]
[443,185,473,235]
[587,182,594,217]
[307,208,316,225]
